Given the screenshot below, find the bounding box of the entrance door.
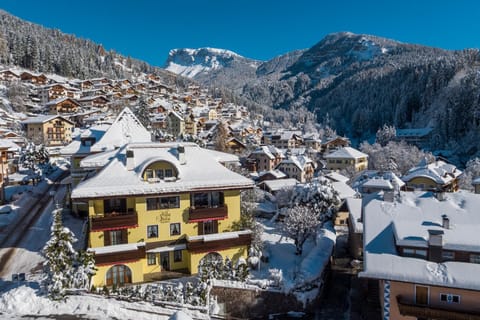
[415,285,429,305]
[160,252,170,271]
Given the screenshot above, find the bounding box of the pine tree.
[73,250,97,290]
[222,256,234,280]
[43,206,78,300]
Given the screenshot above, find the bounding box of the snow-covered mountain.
[165,48,261,92]
[165,32,480,161]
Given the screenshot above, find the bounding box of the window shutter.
[213,220,218,233]
[198,222,204,235]
[121,229,128,243]
[104,231,111,246]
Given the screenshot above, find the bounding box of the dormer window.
[143,160,178,182]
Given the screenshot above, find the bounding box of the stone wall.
[211,285,307,318]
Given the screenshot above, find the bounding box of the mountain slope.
[165,47,261,93]
[0,9,182,83]
[166,32,480,161]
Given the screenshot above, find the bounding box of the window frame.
[170,223,181,236]
[440,293,461,304]
[147,225,159,238]
[174,250,182,262]
[147,253,156,265]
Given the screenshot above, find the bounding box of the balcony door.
[104,198,126,214]
[415,285,429,305]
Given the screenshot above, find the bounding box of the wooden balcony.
[397,295,480,320]
[188,204,228,222]
[90,210,138,231]
[94,246,145,265]
[187,231,251,253]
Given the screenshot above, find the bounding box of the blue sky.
[0,0,479,67]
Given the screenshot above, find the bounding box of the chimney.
[436,191,446,201]
[177,144,186,165]
[126,149,135,171]
[383,190,394,202]
[442,214,450,229]
[427,229,444,262]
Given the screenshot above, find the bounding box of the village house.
[275,154,315,183]
[71,142,253,287]
[324,147,368,172]
[402,159,462,192]
[321,136,350,154]
[246,145,284,172]
[360,190,480,320]
[20,71,48,85]
[21,115,74,146]
[166,111,185,137]
[262,130,303,150]
[0,69,20,82]
[46,97,80,114]
[77,95,110,108]
[38,83,80,103]
[395,127,433,148]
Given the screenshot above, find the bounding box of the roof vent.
[178,144,186,165]
[442,214,450,229]
[126,149,135,171]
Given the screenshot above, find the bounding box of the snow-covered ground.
[249,216,336,305]
[0,180,337,318]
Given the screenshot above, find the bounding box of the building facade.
[71,142,253,287]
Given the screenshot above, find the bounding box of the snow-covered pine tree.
[42,206,78,300]
[73,250,97,290]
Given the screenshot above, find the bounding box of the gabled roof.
[45,97,80,106]
[21,114,74,125]
[278,154,314,170]
[325,147,368,159]
[360,191,480,290]
[402,160,462,185]
[72,142,254,199]
[90,107,151,152]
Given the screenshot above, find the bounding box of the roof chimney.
[442,214,450,229]
[177,144,186,165]
[126,149,135,170]
[428,229,444,262]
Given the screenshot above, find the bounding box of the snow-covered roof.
[278,154,313,170]
[402,160,462,185]
[90,107,151,152]
[258,170,287,180]
[360,190,480,290]
[72,142,254,199]
[258,178,299,192]
[324,147,367,159]
[45,96,79,106]
[0,138,20,151]
[331,181,356,199]
[60,124,109,156]
[351,170,405,192]
[324,171,350,183]
[346,198,363,233]
[249,145,283,160]
[21,114,72,124]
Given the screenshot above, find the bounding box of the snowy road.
[0,170,69,283]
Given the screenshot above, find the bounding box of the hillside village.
[1,61,480,320]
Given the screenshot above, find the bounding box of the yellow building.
[71,142,253,287]
[325,147,368,172]
[21,115,74,146]
[401,160,462,192]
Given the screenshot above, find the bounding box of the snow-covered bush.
[268,268,283,288]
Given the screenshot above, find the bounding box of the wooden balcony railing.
[90,210,138,231]
[187,231,251,253]
[397,295,480,320]
[94,246,145,265]
[188,204,228,222]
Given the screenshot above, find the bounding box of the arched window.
[106,265,132,286]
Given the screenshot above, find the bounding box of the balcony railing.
[94,246,145,265]
[187,231,252,253]
[397,295,480,320]
[188,204,228,222]
[90,210,138,231]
